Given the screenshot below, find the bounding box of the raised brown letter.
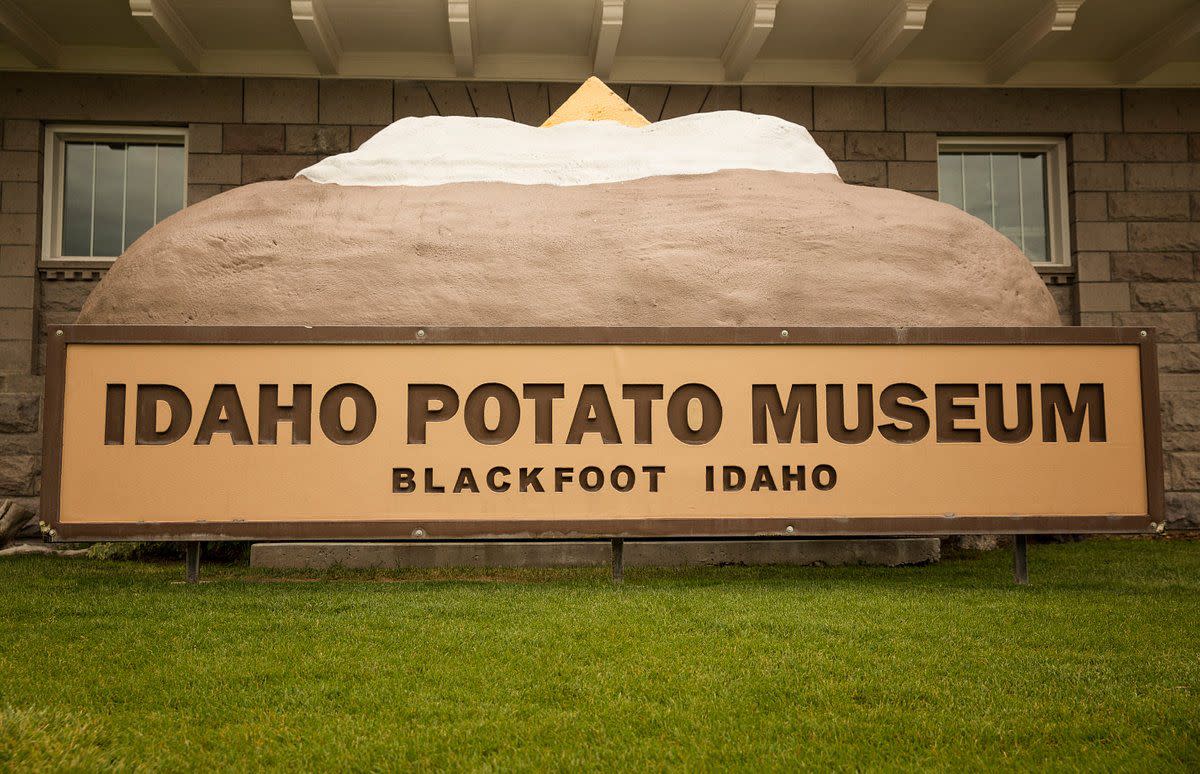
[878,383,929,444]
[320,384,376,445]
[1041,384,1106,442]
[104,384,126,445]
[566,385,621,444]
[195,385,253,445]
[622,384,664,444]
[522,384,564,444]
[407,384,459,444]
[827,384,873,444]
[667,384,722,444]
[465,383,520,445]
[935,384,981,443]
[752,384,817,444]
[985,384,1033,443]
[135,385,191,446]
[259,384,312,445]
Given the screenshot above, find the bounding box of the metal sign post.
[185,542,201,584]
[1013,535,1028,585]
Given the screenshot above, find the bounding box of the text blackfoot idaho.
[391,464,837,494]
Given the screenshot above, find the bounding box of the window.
[936,137,1070,267]
[43,125,188,262]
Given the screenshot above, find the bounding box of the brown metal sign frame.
[41,325,1163,542]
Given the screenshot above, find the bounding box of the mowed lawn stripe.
[0,539,1197,770]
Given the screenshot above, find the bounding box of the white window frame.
[41,124,189,265]
[935,136,1071,269]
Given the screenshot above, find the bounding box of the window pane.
[155,144,185,222]
[93,142,126,256]
[124,144,157,250]
[937,145,1055,264]
[1020,153,1049,262]
[56,134,186,259]
[961,153,993,226]
[937,153,963,209]
[990,153,1023,251]
[61,142,95,256]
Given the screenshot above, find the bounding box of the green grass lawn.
[1,538,1198,771]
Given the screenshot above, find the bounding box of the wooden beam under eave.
[129,0,202,73]
[590,0,624,79]
[986,0,1085,84]
[448,0,475,78]
[0,0,58,68]
[722,0,778,82]
[1115,3,1200,84]
[291,0,341,75]
[853,0,932,84]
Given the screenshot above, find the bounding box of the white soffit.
[0,0,1196,86]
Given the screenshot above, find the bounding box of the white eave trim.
[447,0,476,78]
[721,0,779,82]
[129,0,202,73]
[1115,2,1200,84]
[589,0,624,79]
[986,0,1085,84]
[291,0,341,75]
[853,0,933,84]
[0,0,58,68]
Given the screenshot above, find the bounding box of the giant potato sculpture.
[78,79,1059,328]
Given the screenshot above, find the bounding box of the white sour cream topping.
[297,111,839,187]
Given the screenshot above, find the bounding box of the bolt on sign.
[41,326,1162,542]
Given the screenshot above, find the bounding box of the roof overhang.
[0,0,1198,87]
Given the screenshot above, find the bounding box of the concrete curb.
[250,538,940,570]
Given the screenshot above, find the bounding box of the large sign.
[42,326,1162,541]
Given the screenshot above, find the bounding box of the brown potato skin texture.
[79,172,1060,327]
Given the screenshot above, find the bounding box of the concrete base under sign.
[249,538,940,570]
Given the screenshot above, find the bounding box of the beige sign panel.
[42,327,1161,540]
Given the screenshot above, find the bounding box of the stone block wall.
[0,117,38,377]
[1063,90,1200,527]
[1,109,43,521]
[0,72,1196,528]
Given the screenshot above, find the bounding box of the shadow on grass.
[6,536,1194,597]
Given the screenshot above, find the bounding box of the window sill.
[39,259,113,281]
[39,256,117,268]
[40,258,117,270]
[1035,264,1074,286]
